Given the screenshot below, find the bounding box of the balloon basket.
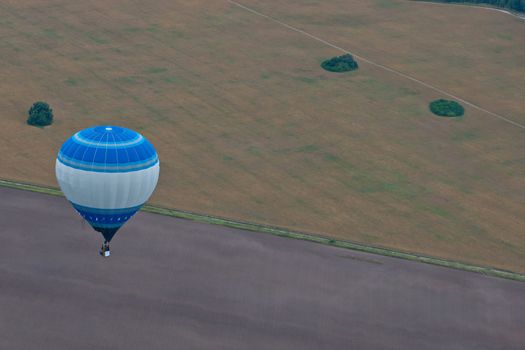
[100,243,111,257]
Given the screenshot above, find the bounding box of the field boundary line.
[1,178,524,282]
[226,0,525,130]
[411,1,525,20]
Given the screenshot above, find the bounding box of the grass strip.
[1,178,524,282]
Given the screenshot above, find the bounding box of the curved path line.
[227,0,525,130]
[413,1,525,20]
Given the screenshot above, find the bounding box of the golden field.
[0,0,524,271]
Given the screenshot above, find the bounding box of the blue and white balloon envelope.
[55,126,160,243]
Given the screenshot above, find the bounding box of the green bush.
[429,99,464,117]
[27,101,53,127]
[321,54,359,73]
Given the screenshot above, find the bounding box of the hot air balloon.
[55,126,159,257]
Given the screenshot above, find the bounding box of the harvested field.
[0,0,524,271]
[2,187,525,349]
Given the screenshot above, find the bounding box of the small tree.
[429,99,464,117]
[321,54,359,73]
[27,101,53,127]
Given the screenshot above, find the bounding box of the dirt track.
[1,187,524,349]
